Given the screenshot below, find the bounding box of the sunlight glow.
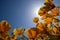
[33,5,42,18]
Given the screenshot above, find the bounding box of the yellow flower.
[13,28,18,35]
[13,27,23,35]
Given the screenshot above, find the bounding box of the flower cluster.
[0,0,60,40]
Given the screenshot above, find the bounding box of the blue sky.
[0,0,60,33]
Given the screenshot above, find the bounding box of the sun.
[33,5,41,18]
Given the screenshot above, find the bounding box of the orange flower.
[25,28,40,38]
[53,18,59,23]
[47,25,52,32]
[44,17,52,24]
[0,20,11,32]
[44,0,53,4]
[50,6,59,16]
[38,6,47,16]
[53,27,57,32]
[0,22,1,32]
[41,13,49,20]
[36,23,45,32]
[38,9,45,16]
[33,17,39,23]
